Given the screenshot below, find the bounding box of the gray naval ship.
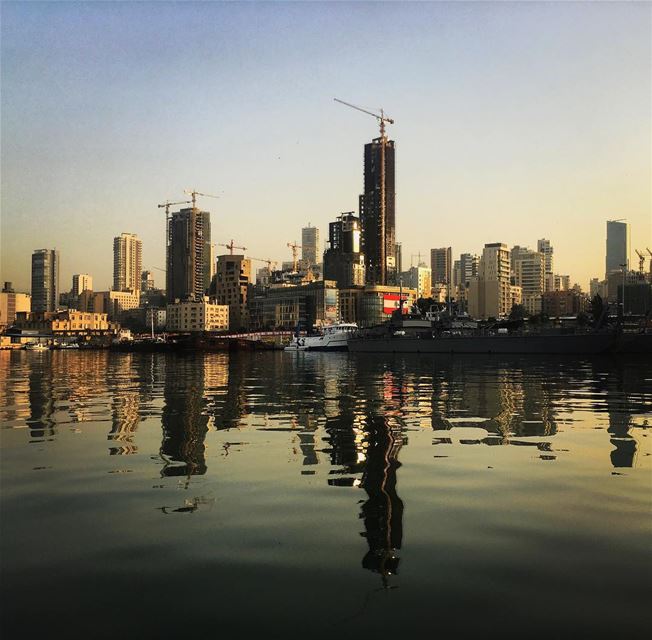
[348,310,650,355]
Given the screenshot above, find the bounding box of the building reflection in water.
[359,414,404,586]
[160,356,209,482]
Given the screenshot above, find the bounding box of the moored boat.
[285,323,358,351]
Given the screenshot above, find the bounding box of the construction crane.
[249,257,278,271]
[287,241,302,272]
[335,97,394,284]
[158,200,191,218]
[647,248,652,274]
[218,240,247,255]
[635,249,646,273]
[183,189,220,210]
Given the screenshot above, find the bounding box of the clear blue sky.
[2,1,650,291]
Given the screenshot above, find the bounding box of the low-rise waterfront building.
[166,298,229,332]
[249,280,339,330]
[0,283,31,331]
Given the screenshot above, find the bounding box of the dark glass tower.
[166,208,211,303]
[359,138,396,286]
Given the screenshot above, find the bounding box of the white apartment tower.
[113,233,142,292]
[72,274,93,297]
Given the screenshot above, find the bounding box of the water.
[1,350,650,637]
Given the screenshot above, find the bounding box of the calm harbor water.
[1,350,650,637]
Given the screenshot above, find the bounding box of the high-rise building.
[323,213,366,288]
[113,233,142,292]
[31,249,59,312]
[359,137,396,285]
[537,239,554,274]
[468,243,516,319]
[72,274,93,297]
[213,254,251,330]
[605,220,630,277]
[430,247,452,287]
[301,224,320,266]
[511,246,545,315]
[166,207,211,303]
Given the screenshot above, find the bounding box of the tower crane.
[218,240,247,255]
[183,189,220,210]
[334,97,394,284]
[287,241,302,272]
[249,257,278,271]
[635,249,646,273]
[647,248,652,274]
[158,200,191,218]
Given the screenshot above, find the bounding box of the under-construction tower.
[334,98,396,286]
[166,206,212,303]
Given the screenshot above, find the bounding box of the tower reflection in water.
[160,356,209,481]
[359,415,404,586]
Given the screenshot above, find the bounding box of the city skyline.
[2,1,650,291]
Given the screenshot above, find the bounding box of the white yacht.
[285,323,358,352]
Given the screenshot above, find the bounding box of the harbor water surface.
[1,350,650,637]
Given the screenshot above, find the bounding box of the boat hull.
[349,333,616,355]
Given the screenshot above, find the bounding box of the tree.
[509,304,526,322]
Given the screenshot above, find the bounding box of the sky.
[1,0,650,292]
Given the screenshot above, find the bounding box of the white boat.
[24,342,49,351]
[285,323,358,352]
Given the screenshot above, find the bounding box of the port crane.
[647,248,652,274]
[217,240,247,255]
[334,97,394,284]
[287,241,302,272]
[184,189,220,210]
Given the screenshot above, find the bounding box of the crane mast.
[334,97,394,285]
[287,241,302,272]
[218,240,247,255]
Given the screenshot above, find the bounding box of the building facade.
[430,247,452,289]
[249,280,339,330]
[606,220,630,278]
[31,249,59,312]
[323,212,366,288]
[400,265,431,300]
[0,283,31,330]
[141,270,155,292]
[511,246,545,315]
[166,298,229,332]
[167,207,212,303]
[72,274,93,298]
[113,233,142,292]
[537,238,554,288]
[301,224,320,266]
[339,285,417,327]
[360,138,396,286]
[212,254,251,331]
[468,243,515,319]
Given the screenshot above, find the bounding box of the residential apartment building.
[212,254,251,331]
[400,265,431,299]
[113,233,142,292]
[166,298,229,332]
[511,246,545,315]
[468,243,515,319]
[72,274,93,297]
